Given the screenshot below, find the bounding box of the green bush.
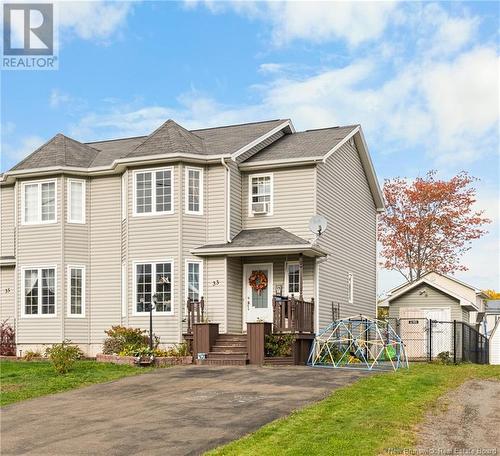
[265,334,295,357]
[437,351,454,365]
[24,349,43,361]
[154,342,189,358]
[102,326,159,355]
[45,340,84,374]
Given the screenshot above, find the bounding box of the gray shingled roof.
[11,134,99,171]
[197,227,310,250]
[127,120,205,158]
[243,125,358,163]
[9,119,288,171]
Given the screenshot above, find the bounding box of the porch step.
[216,334,247,342]
[211,344,247,353]
[207,352,248,360]
[198,358,248,366]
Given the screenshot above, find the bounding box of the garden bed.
[96,353,192,367]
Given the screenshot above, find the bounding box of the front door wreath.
[249,270,268,295]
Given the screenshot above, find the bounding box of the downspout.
[221,158,231,243]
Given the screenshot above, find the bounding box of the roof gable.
[126,119,205,158]
[10,134,99,171]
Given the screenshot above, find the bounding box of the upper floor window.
[134,261,173,315]
[286,262,300,295]
[133,167,173,216]
[67,266,85,317]
[250,173,273,216]
[23,267,56,316]
[67,179,85,224]
[185,167,203,215]
[22,180,56,224]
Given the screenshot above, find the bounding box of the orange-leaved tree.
[378,171,490,282]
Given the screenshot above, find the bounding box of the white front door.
[243,263,273,324]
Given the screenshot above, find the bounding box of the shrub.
[119,344,154,357]
[102,326,158,355]
[45,340,84,374]
[0,319,16,356]
[437,351,454,365]
[24,349,43,361]
[153,342,190,358]
[265,334,295,357]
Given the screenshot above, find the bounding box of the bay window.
[22,180,56,224]
[134,168,173,215]
[185,167,203,215]
[23,267,56,316]
[68,179,85,223]
[68,266,85,316]
[135,261,173,314]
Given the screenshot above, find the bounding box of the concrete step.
[208,352,248,360]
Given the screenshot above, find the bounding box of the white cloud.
[1,135,46,170]
[188,0,399,46]
[50,89,72,108]
[58,1,133,41]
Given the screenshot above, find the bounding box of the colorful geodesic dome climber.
[307,315,408,371]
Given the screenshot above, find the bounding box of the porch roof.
[191,227,326,257]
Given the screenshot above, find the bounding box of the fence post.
[453,320,457,364]
[428,319,433,362]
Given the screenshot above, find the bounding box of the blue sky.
[1,1,499,292]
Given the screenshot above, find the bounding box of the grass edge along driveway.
[208,363,500,456]
[0,360,152,406]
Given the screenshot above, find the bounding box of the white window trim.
[184,166,204,215]
[67,265,86,318]
[21,265,58,318]
[348,272,354,304]
[132,167,174,217]
[67,178,86,224]
[185,259,204,302]
[248,172,273,217]
[21,179,58,225]
[132,259,174,316]
[284,261,300,296]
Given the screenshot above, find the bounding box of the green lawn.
[208,363,500,456]
[0,360,152,406]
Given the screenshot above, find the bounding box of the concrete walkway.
[1,365,371,455]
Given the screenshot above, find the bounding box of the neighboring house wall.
[1,185,15,257]
[489,320,500,365]
[241,166,316,240]
[388,285,468,322]
[316,142,378,329]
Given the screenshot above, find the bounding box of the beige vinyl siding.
[235,131,285,164]
[127,165,180,344]
[0,185,15,257]
[0,266,15,321]
[229,161,242,239]
[242,166,316,239]
[207,165,227,243]
[226,257,242,332]
[89,176,122,344]
[205,256,226,332]
[16,176,63,344]
[389,285,466,322]
[316,142,378,329]
[64,176,90,343]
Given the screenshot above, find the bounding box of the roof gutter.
[0,152,232,185]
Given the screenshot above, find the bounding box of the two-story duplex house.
[0,118,384,356]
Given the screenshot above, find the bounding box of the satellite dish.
[309,215,328,237]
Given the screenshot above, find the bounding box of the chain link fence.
[385,317,489,364]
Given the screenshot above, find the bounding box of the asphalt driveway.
[1,365,371,455]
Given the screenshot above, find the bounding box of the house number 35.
[211,280,220,287]
[4,288,11,294]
